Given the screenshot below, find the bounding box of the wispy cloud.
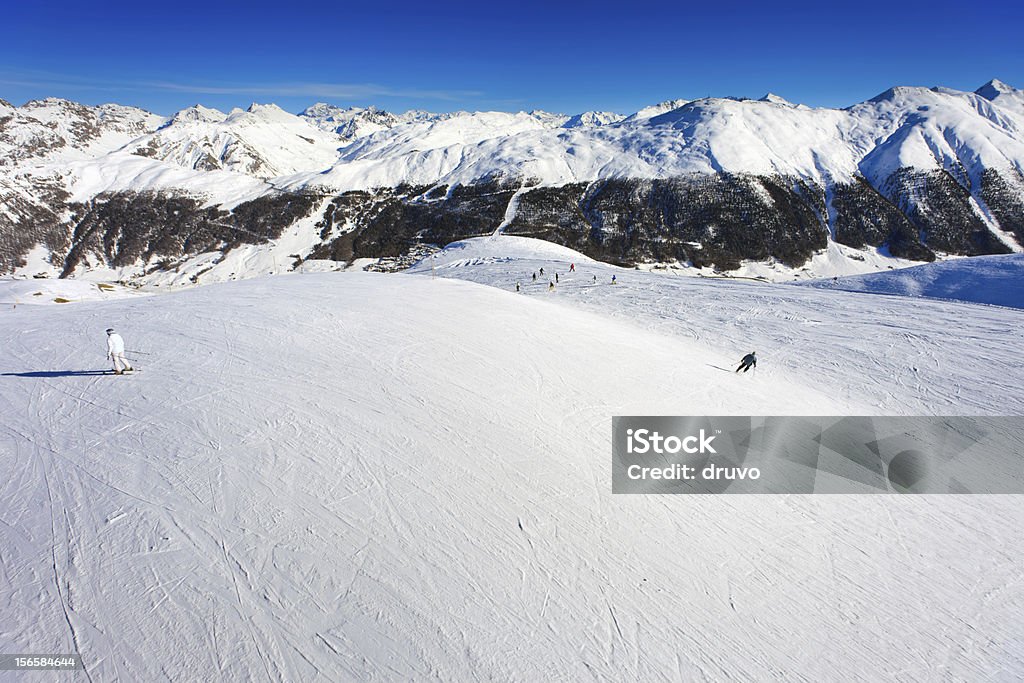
[0,68,126,93]
[0,69,482,102]
[143,80,481,101]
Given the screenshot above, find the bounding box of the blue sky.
[2,0,1021,115]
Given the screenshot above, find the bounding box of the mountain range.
[2,79,1023,284]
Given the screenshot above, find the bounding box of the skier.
[611,275,617,285]
[555,273,559,283]
[735,352,757,373]
[570,263,576,272]
[532,272,537,282]
[548,281,555,291]
[106,328,134,375]
[539,267,544,276]
[516,282,521,292]
[593,275,597,283]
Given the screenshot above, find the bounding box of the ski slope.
[1,242,1023,680]
[0,278,147,306]
[800,253,1024,310]
[410,237,1024,415]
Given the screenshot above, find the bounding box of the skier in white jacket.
[106,328,133,374]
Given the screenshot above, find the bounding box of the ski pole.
[125,350,152,355]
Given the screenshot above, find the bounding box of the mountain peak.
[561,111,626,128]
[867,85,935,103]
[298,103,404,138]
[976,78,1017,99]
[166,104,227,126]
[301,102,339,115]
[21,97,81,110]
[246,102,287,114]
[975,79,1024,115]
[236,103,299,125]
[626,98,690,121]
[759,93,793,105]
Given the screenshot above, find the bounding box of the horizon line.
[0,76,1015,118]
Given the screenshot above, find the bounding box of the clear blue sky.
[2,0,1021,116]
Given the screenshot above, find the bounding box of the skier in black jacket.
[736,352,757,373]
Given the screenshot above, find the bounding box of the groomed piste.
[1,236,1022,680]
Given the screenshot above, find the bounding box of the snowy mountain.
[299,103,409,140]
[0,97,163,166]
[622,98,691,121]
[288,85,1024,197]
[976,78,1024,116]
[2,236,1022,679]
[162,103,227,125]
[128,103,343,178]
[561,110,627,128]
[2,80,1024,284]
[759,92,796,105]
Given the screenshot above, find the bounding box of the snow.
[561,111,626,128]
[37,195,340,288]
[976,78,1024,116]
[800,253,1024,310]
[162,104,228,125]
[295,258,345,273]
[7,83,1024,202]
[55,152,271,207]
[300,103,398,139]
[0,98,164,166]
[0,277,147,305]
[759,93,796,106]
[279,85,1024,194]
[412,236,1024,415]
[623,98,691,121]
[2,237,1022,680]
[443,235,596,263]
[9,244,60,279]
[666,241,927,283]
[298,104,448,139]
[4,82,1024,284]
[853,86,1024,187]
[129,102,345,179]
[129,197,339,287]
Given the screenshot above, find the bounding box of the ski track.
[412,239,1024,416]
[0,239,1022,680]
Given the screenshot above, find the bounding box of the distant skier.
[555,273,559,283]
[515,282,521,292]
[532,272,537,282]
[735,352,757,373]
[611,275,617,285]
[569,263,576,272]
[593,275,597,283]
[539,267,544,276]
[106,328,133,375]
[548,281,555,291]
